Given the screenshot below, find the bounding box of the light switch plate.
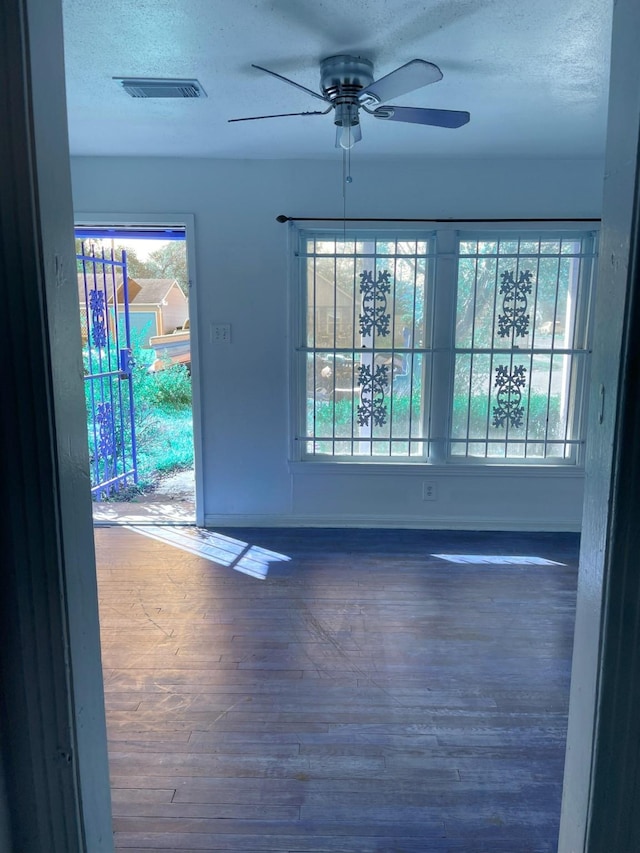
[212,323,231,344]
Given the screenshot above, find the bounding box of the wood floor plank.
[95,526,578,852]
[112,802,302,821]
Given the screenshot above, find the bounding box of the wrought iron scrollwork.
[492,364,527,428]
[357,363,389,427]
[497,269,533,338]
[89,288,107,348]
[96,401,115,461]
[359,270,391,338]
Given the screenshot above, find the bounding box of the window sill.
[288,460,585,478]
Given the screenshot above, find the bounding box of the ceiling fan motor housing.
[229,55,468,148]
[320,55,375,126]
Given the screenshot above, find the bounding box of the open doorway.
[75,220,201,525]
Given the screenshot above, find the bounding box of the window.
[452,234,595,460]
[294,226,597,464]
[297,233,434,459]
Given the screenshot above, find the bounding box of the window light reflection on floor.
[126,525,291,579]
[432,554,566,566]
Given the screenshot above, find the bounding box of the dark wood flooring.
[95,527,579,852]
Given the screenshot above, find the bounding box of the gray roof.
[130,278,183,305]
[78,276,184,306]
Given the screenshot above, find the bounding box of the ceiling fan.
[229,55,470,149]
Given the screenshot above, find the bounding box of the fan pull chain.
[342,135,353,243]
[342,146,347,242]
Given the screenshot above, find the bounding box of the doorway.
[75,220,202,526]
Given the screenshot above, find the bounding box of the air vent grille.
[115,78,207,99]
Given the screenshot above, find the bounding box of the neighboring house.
[78,275,190,369]
[124,277,188,345]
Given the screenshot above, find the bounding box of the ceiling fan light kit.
[229,55,470,149]
[322,56,369,150]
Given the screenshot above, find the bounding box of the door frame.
[1,0,112,848]
[75,212,204,526]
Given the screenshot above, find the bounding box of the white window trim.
[75,211,205,525]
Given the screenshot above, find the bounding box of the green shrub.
[134,360,192,409]
[129,348,193,484]
[309,388,563,448]
[83,327,194,493]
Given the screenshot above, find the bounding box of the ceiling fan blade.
[373,105,470,128]
[359,60,443,104]
[252,64,329,104]
[228,109,330,123]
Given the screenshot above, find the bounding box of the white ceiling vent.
[114,78,207,98]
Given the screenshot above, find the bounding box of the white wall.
[71,156,604,529]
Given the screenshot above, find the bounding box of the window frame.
[449,227,597,465]
[290,221,598,467]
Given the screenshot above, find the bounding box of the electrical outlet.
[423,481,437,501]
[211,323,231,344]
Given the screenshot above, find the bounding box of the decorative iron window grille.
[295,228,596,463]
[296,233,434,458]
[452,233,596,460]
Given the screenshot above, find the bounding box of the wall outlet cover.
[423,481,437,501]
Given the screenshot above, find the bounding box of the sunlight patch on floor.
[432,554,566,566]
[126,525,291,579]
[93,501,195,525]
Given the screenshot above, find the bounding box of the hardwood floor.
[95,527,579,852]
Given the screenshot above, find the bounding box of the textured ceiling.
[62,0,613,159]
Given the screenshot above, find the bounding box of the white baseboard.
[203,513,581,532]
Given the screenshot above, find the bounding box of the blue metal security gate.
[78,240,138,499]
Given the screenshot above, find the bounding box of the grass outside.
[85,339,194,497]
[134,404,193,487]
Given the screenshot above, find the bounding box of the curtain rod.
[276,215,601,224]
